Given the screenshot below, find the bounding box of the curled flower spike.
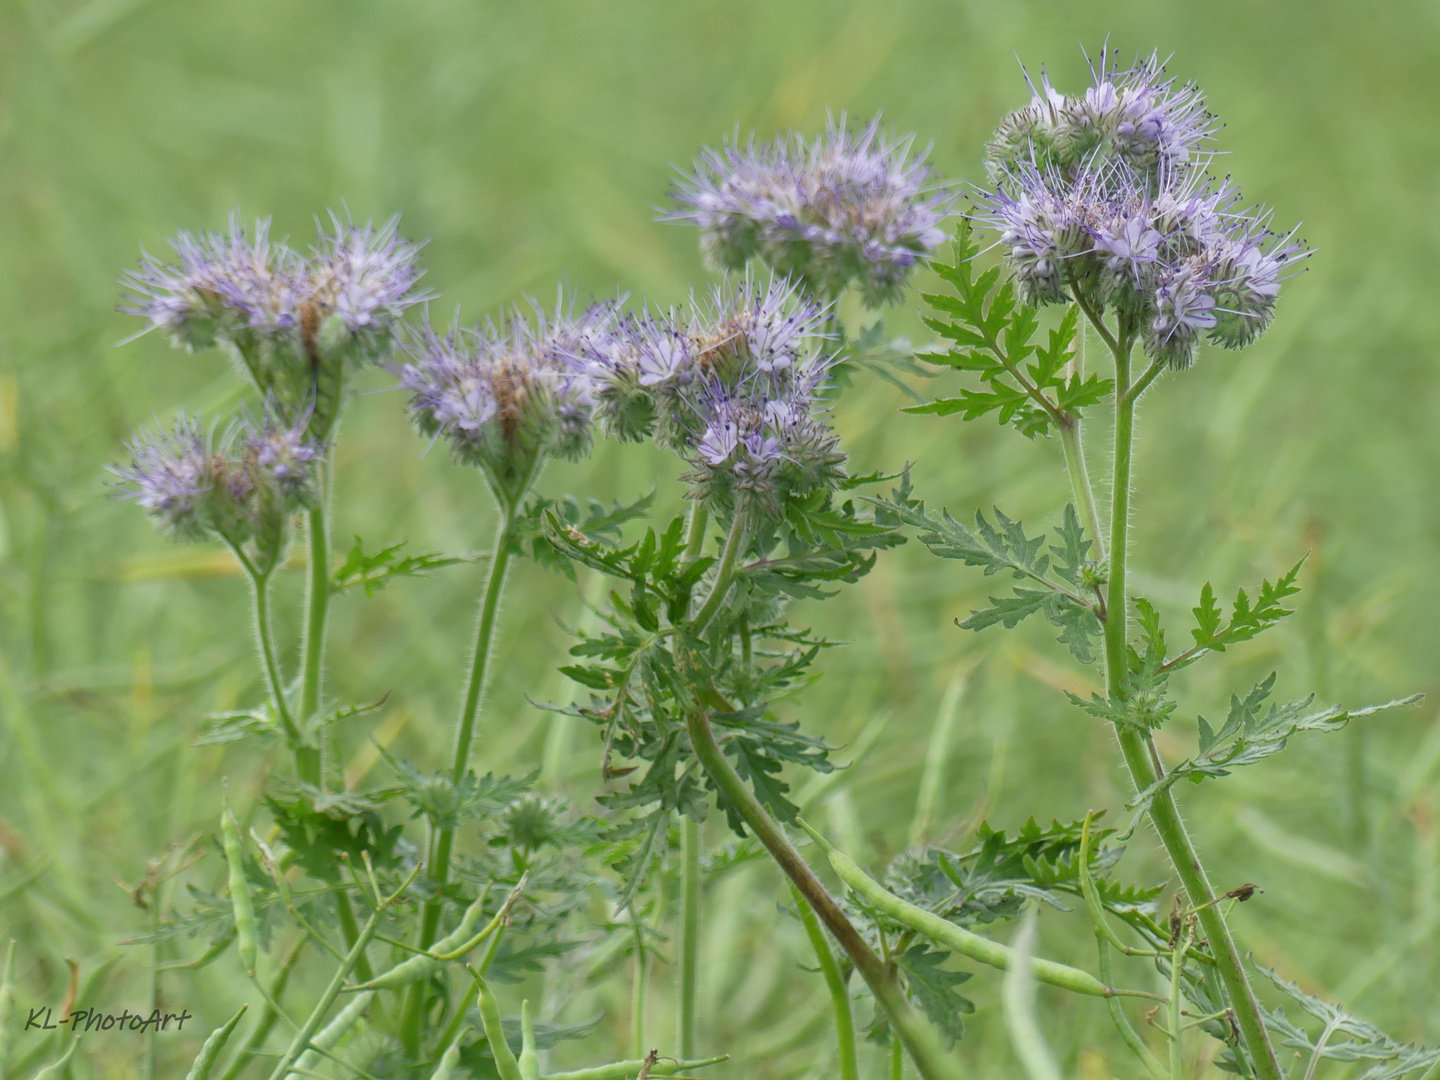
[112,411,324,569]
[112,416,224,541]
[668,115,956,307]
[587,273,845,520]
[122,218,303,353]
[986,46,1215,187]
[974,49,1308,370]
[397,298,615,508]
[122,211,430,436]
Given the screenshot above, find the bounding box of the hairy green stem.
[334,892,374,985]
[791,884,858,1080]
[682,502,710,564]
[678,815,701,1058]
[229,546,300,749]
[1096,934,1166,1080]
[404,515,516,1053]
[1169,928,1191,1080]
[1059,418,1105,559]
[630,908,648,1060]
[677,499,708,1060]
[690,512,746,636]
[1098,314,1283,1080]
[683,708,963,1080]
[296,503,330,787]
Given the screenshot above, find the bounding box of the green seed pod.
[31,1036,80,1080]
[162,925,239,971]
[798,820,1110,998]
[430,1039,463,1080]
[185,1004,249,1080]
[221,798,258,977]
[286,990,373,1080]
[518,1001,538,1080]
[353,881,518,993]
[0,939,16,1079]
[475,975,522,1080]
[543,1056,730,1080]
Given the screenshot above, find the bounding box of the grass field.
[2,1,1439,1077]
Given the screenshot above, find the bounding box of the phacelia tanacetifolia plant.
[892,47,1424,1080]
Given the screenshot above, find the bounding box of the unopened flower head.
[122,211,429,433]
[113,408,320,561]
[246,411,325,508]
[112,416,224,541]
[668,116,956,307]
[986,47,1214,187]
[976,50,1307,369]
[397,297,613,506]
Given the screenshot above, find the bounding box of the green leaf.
[1125,681,1423,823]
[1184,559,1306,661]
[332,536,467,597]
[875,488,1101,661]
[1256,963,1439,1079]
[914,227,1111,439]
[894,943,974,1048]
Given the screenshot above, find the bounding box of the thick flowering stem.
[1059,417,1105,559]
[403,513,516,1053]
[678,500,709,1059]
[682,707,963,1080]
[1058,308,1106,556]
[678,816,701,1058]
[791,883,859,1080]
[228,545,302,750]
[690,511,747,636]
[1100,318,1283,1080]
[296,501,330,787]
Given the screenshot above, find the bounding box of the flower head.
[122,211,430,434]
[397,297,614,506]
[112,417,223,541]
[668,116,956,307]
[975,49,1307,369]
[986,47,1214,187]
[113,409,322,565]
[592,274,845,518]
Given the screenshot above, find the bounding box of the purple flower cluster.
[986,48,1214,186]
[122,213,428,427]
[582,275,846,517]
[976,50,1306,369]
[668,116,955,308]
[113,412,323,564]
[396,300,614,507]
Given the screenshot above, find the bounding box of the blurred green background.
[2,0,1439,1076]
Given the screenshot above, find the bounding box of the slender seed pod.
[351,889,495,991]
[475,974,523,1080]
[285,990,373,1080]
[518,1001,539,1080]
[162,925,239,971]
[542,1056,730,1080]
[32,1036,80,1080]
[0,939,15,1080]
[430,1039,463,1080]
[185,1004,249,1080]
[797,820,1113,998]
[221,798,258,977]
[353,878,523,992]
